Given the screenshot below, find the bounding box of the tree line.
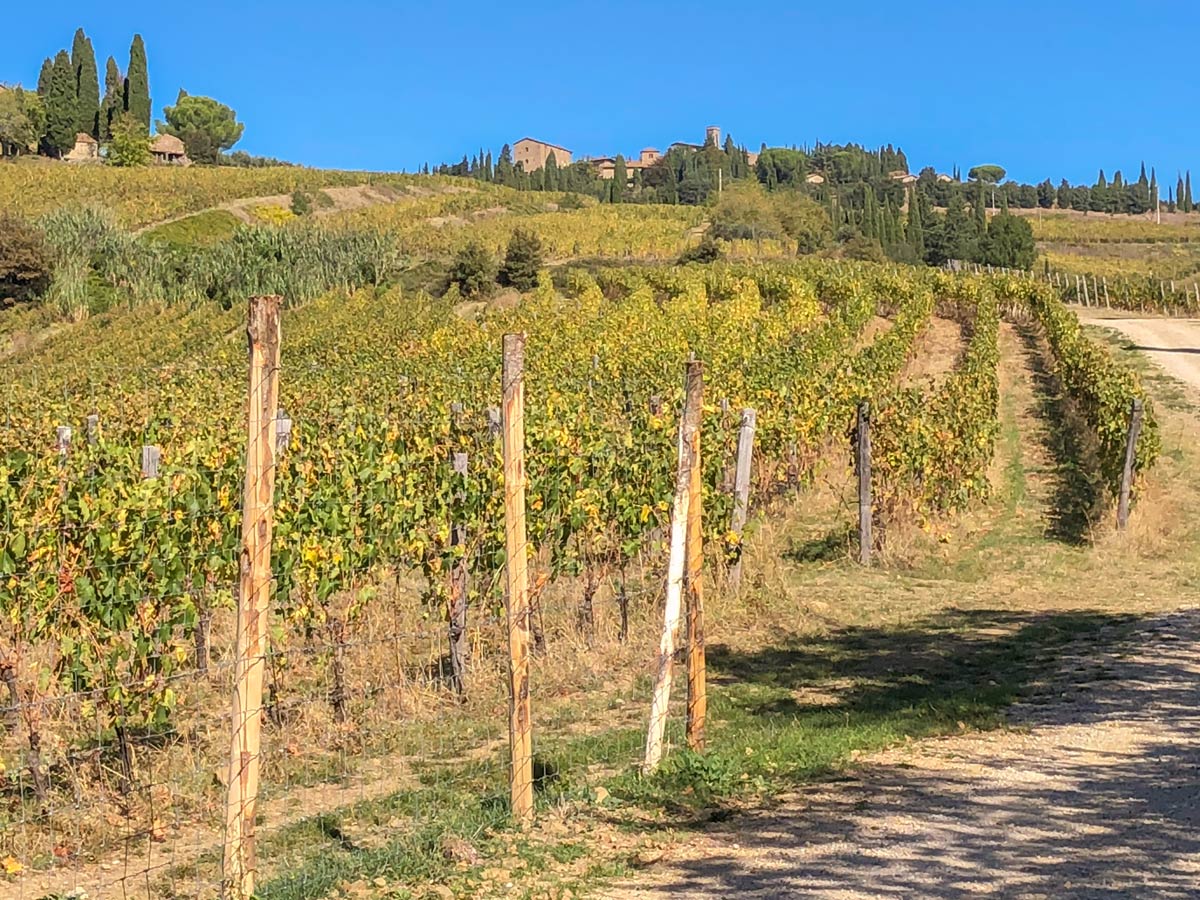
[0,28,254,167]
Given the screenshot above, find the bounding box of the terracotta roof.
[151,133,187,155]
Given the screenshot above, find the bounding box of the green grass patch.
[248,608,1134,900]
[143,209,242,248]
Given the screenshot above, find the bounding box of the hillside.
[0,164,1197,900]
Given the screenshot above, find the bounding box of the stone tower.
[706,125,721,147]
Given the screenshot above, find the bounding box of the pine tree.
[102,56,122,140]
[124,34,151,130]
[45,50,78,155]
[71,29,100,138]
[37,58,53,97]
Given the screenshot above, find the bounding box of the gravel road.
[1079,314,1200,393]
[606,611,1200,899]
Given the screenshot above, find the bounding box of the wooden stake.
[502,334,534,826]
[856,402,872,565]
[449,451,469,697]
[1117,398,1145,531]
[683,362,706,753]
[644,366,697,774]
[727,408,756,594]
[222,295,282,900]
[141,445,161,479]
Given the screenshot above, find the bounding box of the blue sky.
[4,1,1196,184]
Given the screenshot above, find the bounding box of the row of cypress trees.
[35,29,150,156]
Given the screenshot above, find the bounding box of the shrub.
[448,241,496,297]
[0,214,52,306]
[678,235,723,264]
[291,190,313,216]
[498,228,544,292]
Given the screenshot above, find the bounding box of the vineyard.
[0,213,1167,897]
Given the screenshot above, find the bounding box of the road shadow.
[1015,323,1107,544]
[610,609,1200,899]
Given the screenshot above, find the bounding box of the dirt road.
[607,611,1200,899]
[1079,314,1200,393]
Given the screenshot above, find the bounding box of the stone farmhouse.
[151,133,192,166]
[513,137,572,172]
[63,132,100,163]
[513,126,757,183]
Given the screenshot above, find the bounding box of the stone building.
[151,133,192,166]
[63,132,100,163]
[513,137,572,172]
[592,148,662,181]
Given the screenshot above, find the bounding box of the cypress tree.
[1177,175,1186,213]
[124,34,151,131]
[1186,172,1194,213]
[1150,168,1158,208]
[45,50,78,155]
[973,181,987,235]
[71,29,101,138]
[907,190,925,257]
[102,56,122,139]
[543,152,559,191]
[37,58,54,97]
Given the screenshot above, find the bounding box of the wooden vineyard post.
[1117,398,1145,531]
[727,408,757,594]
[856,402,872,565]
[448,451,469,698]
[644,362,699,773]
[502,333,534,826]
[141,445,161,479]
[223,295,282,900]
[683,362,706,753]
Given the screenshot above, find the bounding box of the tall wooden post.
[223,295,282,900]
[683,362,706,753]
[448,451,469,697]
[502,334,534,826]
[727,409,757,593]
[856,402,872,565]
[1117,398,1145,531]
[644,366,698,774]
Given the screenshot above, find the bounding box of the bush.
[449,241,496,297]
[678,235,723,264]
[498,228,544,292]
[291,190,313,216]
[0,214,52,306]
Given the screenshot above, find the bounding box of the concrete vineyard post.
[55,426,71,457]
[223,295,282,900]
[502,333,534,826]
[86,414,99,445]
[857,402,872,565]
[644,363,697,774]
[275,412,292,453]
[727,408,757,594]
[683,361,707,753]
[449,451,469,698]
[1117,398,1145,531]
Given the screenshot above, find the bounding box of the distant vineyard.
[0,162,422,228]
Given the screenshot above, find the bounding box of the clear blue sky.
[4,0,1196,184]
